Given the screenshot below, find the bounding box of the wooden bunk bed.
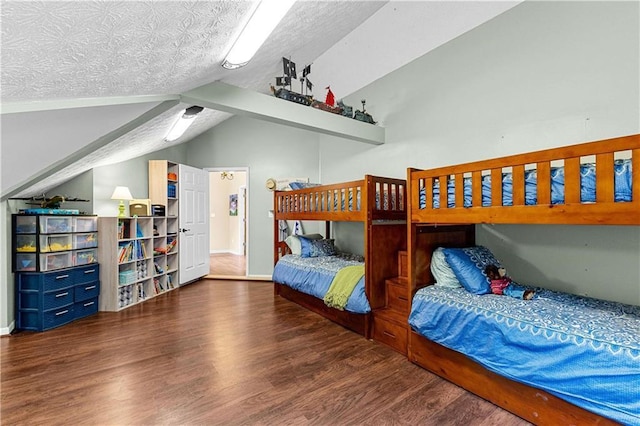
[406,133,639,425]
[272,175,407,338]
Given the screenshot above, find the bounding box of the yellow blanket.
[323,265,365,311]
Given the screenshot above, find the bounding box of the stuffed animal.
[484,264,534,300]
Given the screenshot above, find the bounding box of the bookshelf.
[98,217,177,311]
[149,160,180,285]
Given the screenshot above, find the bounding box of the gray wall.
[186,116,321,276]
[319,0,640,305]
[185,1,639,304]
[92,145,188,217]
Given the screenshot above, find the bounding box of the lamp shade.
[111,186,133,201]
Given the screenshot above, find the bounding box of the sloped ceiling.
[0,0,521,200]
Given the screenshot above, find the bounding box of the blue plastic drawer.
[43,270,74,290]
[18,305,75,331]
[74,282,100,302]
[43,288,74,310]
[43,305,75,330]
[75,297,99,320]
[17,270,73,291]
[73,265,99,284]
[19,286,74,310]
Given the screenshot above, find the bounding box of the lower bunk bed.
[406,134,640,424]
[272,175,407,338]
[409,280,639,425]
[273,251,370,336]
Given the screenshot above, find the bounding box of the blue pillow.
[442,246,501,295]
[289,182,321,190]
[300,238,336,258]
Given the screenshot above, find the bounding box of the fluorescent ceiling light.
[222,0,296,70]
[164,106,204,142]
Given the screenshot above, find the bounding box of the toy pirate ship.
[353,99,376,124]
[311,86,344,115]
[271,57,313,106]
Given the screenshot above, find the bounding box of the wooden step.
[385,277,409,312]
[398,250,408,278]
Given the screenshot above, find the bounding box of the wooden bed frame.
[406,134,639,424]
[409,133,639,225]
[273,175,407,338]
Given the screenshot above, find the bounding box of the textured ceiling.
[1,1,386,101]
[0,0,520,199]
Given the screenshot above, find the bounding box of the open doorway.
[206,168,248,278]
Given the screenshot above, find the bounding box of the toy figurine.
[484,264,535,300]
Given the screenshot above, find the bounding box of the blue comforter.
[272,254,371,314]
[421,159,632,208]
[409,286,640,425]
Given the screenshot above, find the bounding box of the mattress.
[272,254,371,314]
[420,159,632,208]
[408,285,640,425]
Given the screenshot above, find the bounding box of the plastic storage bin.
[119,270,136,285]
[15,234,37,252]
[15,216,36,233]
[74,248,98,266]
[40,252,73,271]
[39,216,72,234]
[74,216,98,232]
[73,233,98,249]
[40,234,73,252]
[15,253,37,271]
[167,184,176,198]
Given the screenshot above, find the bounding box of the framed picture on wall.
[229,194,238,216]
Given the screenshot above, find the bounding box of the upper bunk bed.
[272,175,407,338]
[408,133,639,226]
[404,133,639,425]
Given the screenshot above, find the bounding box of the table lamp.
[111,186,134,217]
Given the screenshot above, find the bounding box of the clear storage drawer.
[74,248,98,266]
[15,216,36,234]
[40,234,73,252]
[73,233,98,249]
[15,253,37,271]
[15,234,37,252]
[74,216,98,232]
[40,252,73,271]
[39,216,72,234]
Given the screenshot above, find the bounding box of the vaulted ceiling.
[0,0,521,200]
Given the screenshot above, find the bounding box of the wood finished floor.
[210,253,246,276]
[1,280,531,425]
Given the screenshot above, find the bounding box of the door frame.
[205,166,249,277]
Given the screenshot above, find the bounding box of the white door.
[238,186,247,257]
[179,164,210,285]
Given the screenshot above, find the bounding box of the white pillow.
[284,234,323,255]
[431,247,462,288]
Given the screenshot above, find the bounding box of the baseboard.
[1,321,15,336]
[204,274,271,281]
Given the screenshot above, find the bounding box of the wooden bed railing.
[274,175,406,222]
[408,134,639,225]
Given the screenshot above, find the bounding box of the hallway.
[209,252,246,277]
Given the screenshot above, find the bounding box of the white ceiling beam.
[1,100,179,201]
[1,94,180,115]
[180,81,384,145]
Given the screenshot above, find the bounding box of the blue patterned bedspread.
[272,254,371,314]
[409,286,640,425]
[420,159,632,208]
